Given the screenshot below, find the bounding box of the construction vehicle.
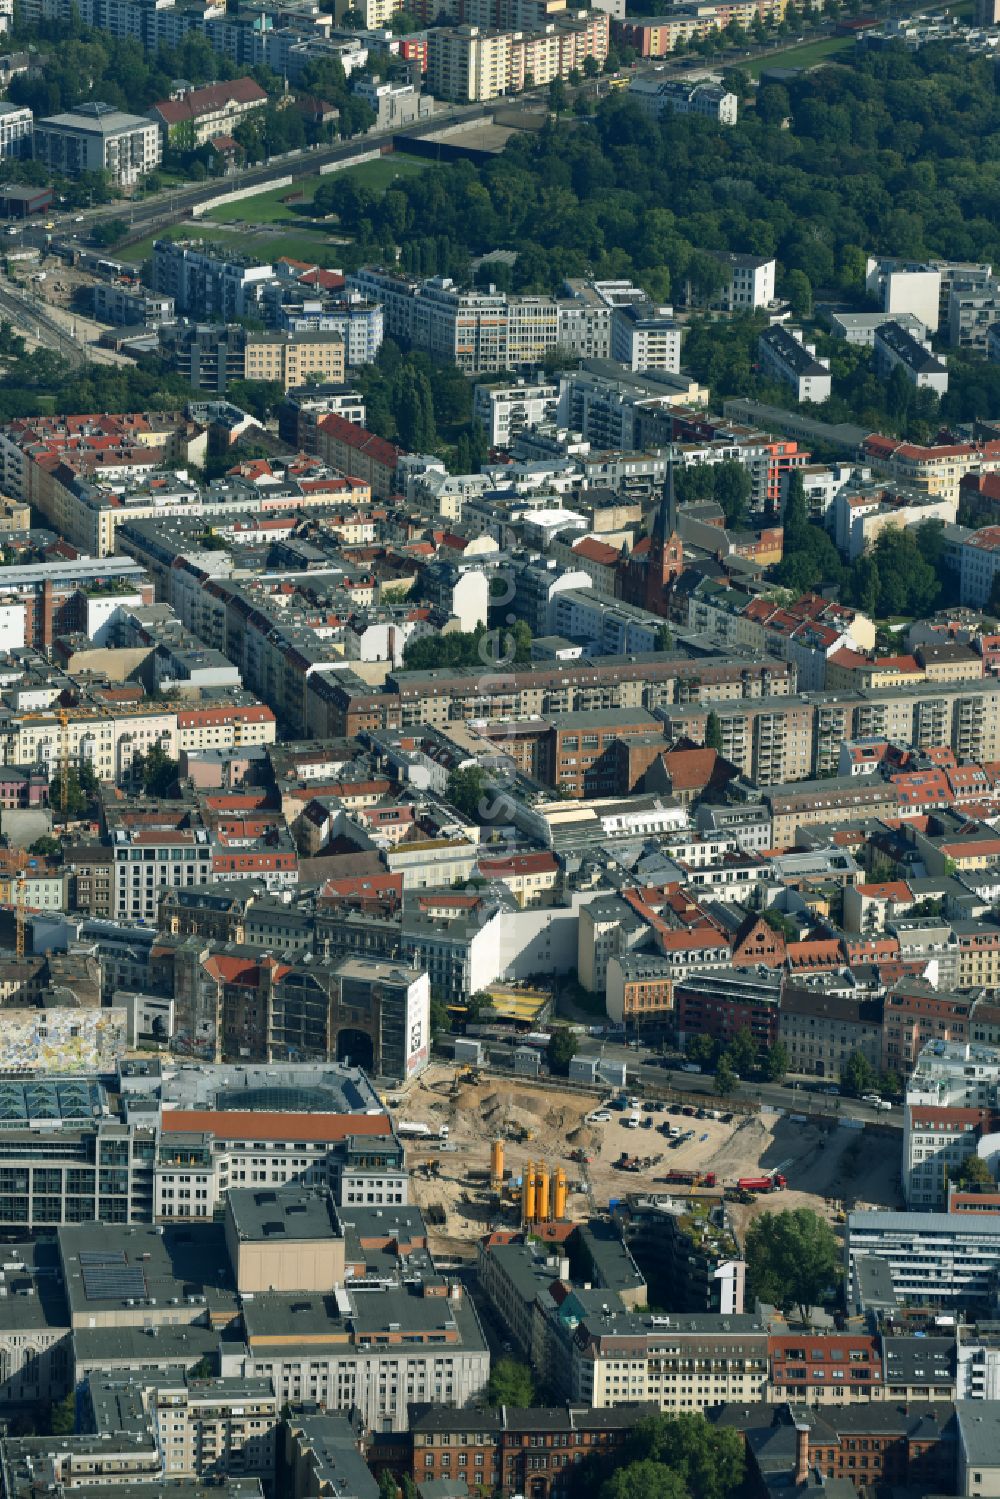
[664,1168,718,1188]
[397,1121,449,1140]
[736,1173,787,1193]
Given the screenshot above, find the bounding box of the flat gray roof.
[227,1187,339,1244]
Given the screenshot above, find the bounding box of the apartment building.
[758,324,832,403]
[426,23,510,100]
[0,100,32,157]
[610,299,682,373]
[873,319,949,395]
[152,238,275,321]
[628,73,737,123]
[866,256,943,332]
[882,979,972,1074]
[711,251,776,311]
[34,100,161,184]
[148,76,267,147]
[767,775,900,844]
[474,378,559,445]
[862,432,1000,504]
[93,282,175,326]
[904,1105,990,1210]
[426,8,607,98]
[540,707,664,797]
[662,680,1000,784]
[161,324,346,393]
[779,986,884,1083]
[674,970,782,1049]
[315,413,401,498]
[571,1306,769,1412]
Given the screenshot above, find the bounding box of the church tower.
[644,458,684,614]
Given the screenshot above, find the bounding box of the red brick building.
[406,1403,651,1498]
[882,978,972,1073]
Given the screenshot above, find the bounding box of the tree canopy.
[547,1029,579,1076]
[486,1357,535,1406]
[745,1207,841,1322]
[602,1413,746,1499]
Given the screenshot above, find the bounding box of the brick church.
[617,462,684,617]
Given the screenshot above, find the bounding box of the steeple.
[653,454,677,546]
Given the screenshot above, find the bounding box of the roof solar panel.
[81,1263,146,1301]
[79,1250,127,1266]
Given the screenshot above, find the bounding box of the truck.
[397,1121,450,1140]
[664,1169,718,1187]
[736,1173,787,1193]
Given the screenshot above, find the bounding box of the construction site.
[395,1062,904,1260]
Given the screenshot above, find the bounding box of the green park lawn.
[747,33,854,77]
[123,154,432,263]
[205,153,431,225]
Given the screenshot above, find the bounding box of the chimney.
[794,1421,810,1486]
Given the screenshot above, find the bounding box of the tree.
[952,1154,994,1189]
[686,1032,715,1066]
[91,217,127,248]
[379,1473,399,1499]
[617,1413,745,1499]
[549,77,568,115]
[137,742,180,798]
[583,54,600,77]
[765,1040,790,1082]
[713,460,752,529]
[29,835,62,861]
[714,1056,737,1096]
[785,268,813,319]
[726,1026,757,1078]
[49,769,89,819]
[430,997,452,1037]
[446,766,488,820]
[705,710,724,753]
[879,1069,901,1099]
[655,623,673,651]
[745,1207,841,1323]
[761,909,797,940]
[50,1392,75,1435]
[547,1028,578,1076]
[842,1049,877,1099]
[601,1462,687,1499]
[486,1356,534,1406]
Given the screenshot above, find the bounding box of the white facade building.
[874,319,949,395]
[610,300,682,373]
[866,257,942,333]
[0,100,32,157]
[473,379,560,445]
[627,73,737,124]
[758,324,832,403]
[34,100,160,184]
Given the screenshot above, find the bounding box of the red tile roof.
[319,412,401,469]
[161,1110,390,1141]
[152,77,267,126]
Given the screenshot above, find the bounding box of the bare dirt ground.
[395,1064,904,1259]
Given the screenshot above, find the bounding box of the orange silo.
[535,1163,549,1224]
[552,1167,567,1221]
[522,1163,536,1226]
[491,1139,504,1191]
